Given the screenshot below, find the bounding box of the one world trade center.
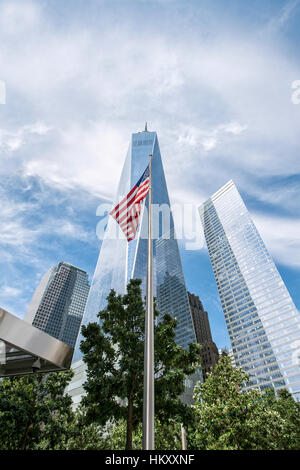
[67,127,198,406]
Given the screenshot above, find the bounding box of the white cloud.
[23,122,51,136]
[0,0,299,276]
[0,0,40,35]
[22,121,129,199]
[266,0,300,33]
[0,194,95,255]
[0,286,22,297]
[201,136,218,152]
[0,5,297,205]
[220,122,247,135]
[0,122,51,152]
[0,220,37,248]
[54,219,94,244]
[176,121,247,154]
[252,213,300,268]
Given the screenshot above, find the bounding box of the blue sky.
[0,0,299,349]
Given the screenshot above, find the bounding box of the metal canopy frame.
[0,307,74,376]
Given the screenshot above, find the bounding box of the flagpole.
[143,153,154,450]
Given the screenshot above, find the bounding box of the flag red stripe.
[110,166,150,242]
[117,202,140,226]
[115,188,145,225]
[110,183,139,216]
[110,186,139,219]
[113,179,149,222]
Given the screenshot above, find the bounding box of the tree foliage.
[190,354,300,450]
[101,418,183,450]
[1,283,299,451]
[80,278,202,449]
[0,370,74,450]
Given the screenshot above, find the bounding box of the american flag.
[110,165,150,242]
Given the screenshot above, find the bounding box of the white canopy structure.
[0,307,74,376]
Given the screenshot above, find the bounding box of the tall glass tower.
[188,292,219,381]
[199,180,300,401]
[67,129,198,406]
[25,262,90,348]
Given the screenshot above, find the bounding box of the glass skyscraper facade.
[199,180,300,401]
[68,129,198,406]
[25,262,90,348]
[188,292,219,381]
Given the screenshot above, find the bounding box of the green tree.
[267,388,300,450]
[80,278,201,450]
[0,370,74,450]
[101,418,183,450]
[34,405,109,450]
[190,354,300,450]
[63,409,106,450]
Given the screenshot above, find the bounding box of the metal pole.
[181,424,187,450]
[143,154,154,450]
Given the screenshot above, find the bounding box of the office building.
[67,128,199,404]
[25,262,90,348]
[199,180,300,400]
[188,292,219,380]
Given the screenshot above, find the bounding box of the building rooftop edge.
[58,261,88,275]
[198,179,236,210]
[132,130,157,137]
